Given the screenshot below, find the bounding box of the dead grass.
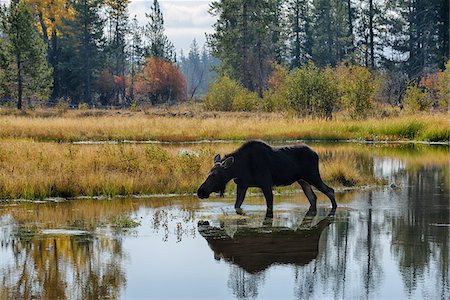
[0,109,447,142]
[0,140,447,199]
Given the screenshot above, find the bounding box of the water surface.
[0,143,448,299]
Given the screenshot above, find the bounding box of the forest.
[0,0,448,118]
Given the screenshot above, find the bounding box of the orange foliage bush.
[135,57,186,105]
[267,63,288,91]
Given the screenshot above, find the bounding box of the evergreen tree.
[128,15,144,102]
[380,0,448,79]
[105,0,129,103]
[286,0,313,68]
[311,0,351,67]
[186,39,203,99]
[0,0,52,109]
[208,0,282,96]
[24,0,74,100]
[59,0,104,105]
[144,0,175,62]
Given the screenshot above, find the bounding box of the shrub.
[232,90,258,111]
[272,62,338,119]
[417,60,449,111]
[78,102,89,110]
[204,75,248,111]
[335,63,376,119]
[267,63,289,91]
[56,98,69,114]
[403,83,430,113]
[135,57,186,105]
[436,60,449,110]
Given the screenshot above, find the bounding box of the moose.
[197,140,337,217]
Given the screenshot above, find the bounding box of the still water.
[0,143,448,299]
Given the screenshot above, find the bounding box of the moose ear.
[214,154,221,164]
[222,156,234,168]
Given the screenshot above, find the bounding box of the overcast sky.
[129,0,216,55]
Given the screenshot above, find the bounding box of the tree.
[208,0,283,96]
[184,39,204,99]
[311,0,352,67]
[135,57,186,105]
[58,0,104,105]
[380,0,448,79]
[0,0,52,109]
[287,0,312,68]
[144,0,175,62]
[105,0,130,104]
[24,0,74,99]
[128,15,144,102]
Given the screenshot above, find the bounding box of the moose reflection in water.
[198,208,335,274]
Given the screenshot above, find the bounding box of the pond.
[0,143,448,299]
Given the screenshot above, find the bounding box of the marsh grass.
[112,215,141,229]
[0,110,447,142]
[0,140,447,199]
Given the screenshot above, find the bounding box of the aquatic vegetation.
[112,215,141,229]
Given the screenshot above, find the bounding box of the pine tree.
[380,0,447,79]
[105,0,129,104]
[59,0,104,105]
[144,0,175,62]
[24,0,74,100]
[186,39,203,99]
[0,0,52,109]
[128,15,144,102]
[311,0,351,67]
[208,0,282,95]
[287,0,313,68]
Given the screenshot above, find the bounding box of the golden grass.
[0,109,448,142]
[0,140,447,199]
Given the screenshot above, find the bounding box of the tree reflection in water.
[0,230,126,300]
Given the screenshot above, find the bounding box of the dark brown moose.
[198,209,334,273]
[197,140,337,217]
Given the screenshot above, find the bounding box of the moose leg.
[299,180,317,211]
[312,180,337,209]
[261,186,274,218]
[235,184,248,215]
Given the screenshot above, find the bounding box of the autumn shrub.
[56,98,69,114]
[232,90,258,111]
[98,69,117,105]
[436,60,450,110]
[419,60,449,111]
[262,63,290,112]
[78,102,89,110]
[335,63,376,119]
[271,62,338,119]
[403,82,430,113]
[135,57,186,105]
[203,75,248,111]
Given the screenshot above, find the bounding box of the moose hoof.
[235,208,244,215]
[265,210,273,219]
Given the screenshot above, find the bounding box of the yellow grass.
[0,140,447,199]
[0,109,448,142]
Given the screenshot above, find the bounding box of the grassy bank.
[0,110,448,142]
[0,140,447,199]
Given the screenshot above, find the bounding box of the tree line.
[0,0,448,112]
[208,0,448,107]
[0,0,216,109]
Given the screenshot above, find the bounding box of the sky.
[129,0,216,55]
